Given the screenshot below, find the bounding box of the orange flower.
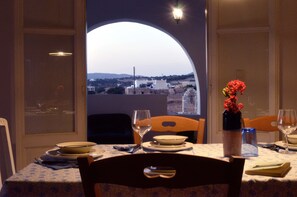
[222,80,246,113]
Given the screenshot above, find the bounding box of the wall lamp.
[172,0,183,24]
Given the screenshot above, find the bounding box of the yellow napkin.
[245,162,291,177]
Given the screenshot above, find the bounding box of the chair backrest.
[78,153,245,197]
[0,118,16,188]
[133,116,205,144]
[243,116,278,132]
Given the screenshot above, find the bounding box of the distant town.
[87,73,198,114]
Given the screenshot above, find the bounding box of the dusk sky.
[87,22,193,77]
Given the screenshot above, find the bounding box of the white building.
[151,79,168,89]
[135,79,150,88]
[125,79,169,94]
[134,79,168,89]
[179,80,196,87]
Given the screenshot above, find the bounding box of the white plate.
[46,147,104,160]
[275,141,297,150]
[149,142,187,148]
[153,135,188,145]
[142,141,193,152]
[56,141,96,154]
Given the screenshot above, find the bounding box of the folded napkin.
[245,161,291,177]
[35,155,78,170]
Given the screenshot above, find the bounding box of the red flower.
[222,80,246,113]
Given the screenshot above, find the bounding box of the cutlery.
[113,145,141,154]
[129,144,141,153]
[258,144,281,152]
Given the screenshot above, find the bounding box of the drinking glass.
[277,109,297,154]
[132,110,152,147]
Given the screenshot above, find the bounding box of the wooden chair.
[78,153,245,197]
[243,116,278,132]
[0,118,16,188]
[134,116,205,144]
[243,116,279,142]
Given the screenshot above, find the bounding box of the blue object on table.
[242,127,258,157]
[35,155,78,170]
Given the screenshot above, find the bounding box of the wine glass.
[277,109,297,154]
[132,110,152,148]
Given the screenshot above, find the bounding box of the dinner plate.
[45,147,104,160]
[275,141,297,150]
[149,142,187,148]
[142,141,193,152]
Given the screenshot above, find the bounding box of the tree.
[106,86,125,94]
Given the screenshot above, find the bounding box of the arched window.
[87,22,200,115]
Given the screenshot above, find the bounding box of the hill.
[87,72,194,80]
[87,73,132,79]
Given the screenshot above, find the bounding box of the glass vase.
[222,110,242,157]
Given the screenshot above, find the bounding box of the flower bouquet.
[222,79,246,114]
[222,79,246,157]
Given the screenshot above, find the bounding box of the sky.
[87,22,193,77]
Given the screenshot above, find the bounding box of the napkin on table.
[35,155,78,170]
[245,161,291,177]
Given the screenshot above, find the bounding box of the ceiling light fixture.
[172,0,183,24]
[48,51,72,57]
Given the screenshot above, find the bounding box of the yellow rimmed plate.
[142,141,193,152]
[45,147,104,160]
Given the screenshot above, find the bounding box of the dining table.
[1,143,297,197]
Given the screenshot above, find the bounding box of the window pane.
[24,34,75,134]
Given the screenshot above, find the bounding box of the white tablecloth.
[1,144,296,197]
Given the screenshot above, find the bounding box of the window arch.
[87,21,201,114]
